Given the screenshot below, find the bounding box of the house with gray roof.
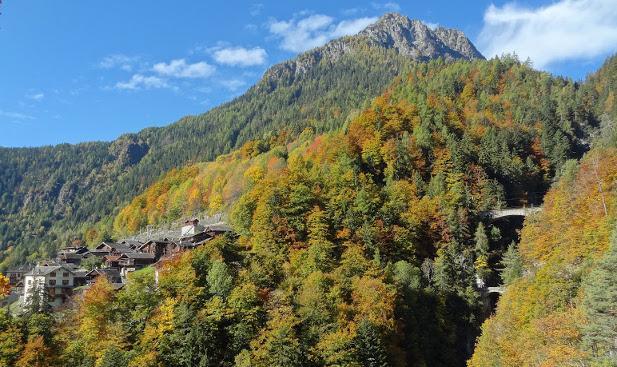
[23,263,87,308]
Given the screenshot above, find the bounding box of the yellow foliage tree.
[0,275,9,298]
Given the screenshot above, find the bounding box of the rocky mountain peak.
[360,13,484,61]
[260,13,484,90]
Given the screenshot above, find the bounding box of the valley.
[1,10,617,367]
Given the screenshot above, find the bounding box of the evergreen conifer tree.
[499,242,523,286]
[582,232,617,365]
[354,320,390,367]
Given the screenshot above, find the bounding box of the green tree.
[99,347,129,367]
[354,320,390,367]
[499,242,523,286]
[305,206,335,273]
[0,310,22,367]
[250,307,306,367]
[582,233,617,364]
[207,261,233,298]
[474,223,491,283]
[80,256,103,271]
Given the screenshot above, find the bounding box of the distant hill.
[0,13,485,268]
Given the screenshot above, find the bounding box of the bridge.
[484,206,542,220]
[487,286,505,294]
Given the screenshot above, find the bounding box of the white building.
[180,218,205,237]
[23,264,86,308]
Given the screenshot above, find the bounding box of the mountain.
[8,55,611,367]
[261,13,483,88]
[0,13,484,268]
[362,13,483,60]
[113,56,595,238]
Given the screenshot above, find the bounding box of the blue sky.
[1,0,616,147]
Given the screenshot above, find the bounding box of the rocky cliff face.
[262,13,484,89]
[361,13,483,60]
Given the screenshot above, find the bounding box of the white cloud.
[115,74,169,90]
[331,17,379,38]
[0,110,35,121]
[269,14,378,52]
[152,59,215,78]
[99,54,139,71]
[27,93,45,101]
[478,0,617,69]
[213,47,267,67]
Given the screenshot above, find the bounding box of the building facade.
[23,264,86,308]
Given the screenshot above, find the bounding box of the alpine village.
[1,6,617,367]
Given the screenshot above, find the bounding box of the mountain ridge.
[0,12,485,268]
[261,13,483,89]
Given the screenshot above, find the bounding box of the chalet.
[118,252,155,272]
[119,239,144,250]
[62,262,88,278]
[205,223,233,236]
[104,254,122,268]
[179,229,211,244]
[178,237,213,251]
[5,264,32,287]
[85,268,122,284]
[89,243,112,257]
[181,218,205,237]
[90,242,135,257]
[138,239,179,260]
[56,246,90,265]
[178,222,231,245]
[23,264,87,307]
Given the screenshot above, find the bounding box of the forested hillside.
[469,117,617,367]
[0,14,484,269]
[114,56,596,237]
[3,56,611,367]
[1,7,616,364]
[466,54,617,367]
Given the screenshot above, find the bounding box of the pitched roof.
[6,265,33,273]
[57,246,89,254]
[94,241,115,250]
[206,223,233,232]
[86,268,121,278]
[119,239,144,248]
[120,252,155,259]
[194,237,214,246]
[95,242,134,253]
[104,255,122,262]
[58,252,86,260]
[25,265,71,276]
[137,239,174,250]
[180,231,212,243]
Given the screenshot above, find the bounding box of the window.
[49,279,56,286]
[27,279,32,285]
[62,280,69,286]
[49,272,56,277]
[63,272,69,277]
